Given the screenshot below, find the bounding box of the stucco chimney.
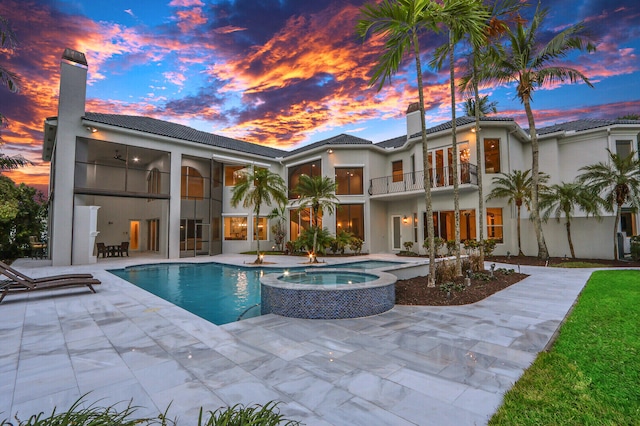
[406,102,421,140]
[58,48,88,120]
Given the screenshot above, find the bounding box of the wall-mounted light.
[86,126,97,133]
[327,149,333,154]
[403,215,408,224]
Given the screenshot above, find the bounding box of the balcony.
[369,163,477,196]
[74,161,171,198]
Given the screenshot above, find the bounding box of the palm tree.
[578,149,640,260]
[0,15,28,170]
[459,0,521,268]
[230,166,287,264]
[267,205,287,251]
[487,169,548,256]
[293,174,339,263]
[539,182,603,259]
[485,3,596,259]
[431,0,489,276]
[462,95,498,117]
[357,0,460,286]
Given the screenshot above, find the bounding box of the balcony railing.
[369,163,477,196]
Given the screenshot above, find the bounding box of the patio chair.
[0,261,100,303]
[96,242,108,258]
[118,241,129,257]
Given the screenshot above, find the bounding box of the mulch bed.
[395,255,640,306]
[395,268,527,306]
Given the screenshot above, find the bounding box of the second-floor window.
[616,140,633,159]
[288,159,321,199]
[484,139,500,173]
[224,165,246,186]
[181,166,203,200]
[392,160,403,182]
[335,167,363,195]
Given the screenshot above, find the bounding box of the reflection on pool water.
[329,260,405,270]
[279,271,378,285]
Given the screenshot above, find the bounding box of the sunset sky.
[1,0,639,193]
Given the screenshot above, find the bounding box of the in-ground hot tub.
[260,269,397,319]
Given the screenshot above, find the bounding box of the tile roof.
[375,116,517,148]
[284,133,372,157]
[84,112,287,158]
[535,118,640,136]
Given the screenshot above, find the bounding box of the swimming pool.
[279,271,378,285]
[109,263,296,325]
[109,260,407,325]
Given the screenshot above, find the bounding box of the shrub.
[445,239,458,256]
[199,402,301,426]
[285,240,296,255]
[631,236,640,261]
[439,281,466,293]
[434,260,457,284]
[330,230,353,255]
[463,239,480,254]
[467,253,483,272]
[423,237,445,256]
[482,239,497,256]
[403,241,414,252]
[349,237,364,254]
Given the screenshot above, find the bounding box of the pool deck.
[1,254,596,425]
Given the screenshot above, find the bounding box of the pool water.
[109,263,299,325]
[279,271,377,285]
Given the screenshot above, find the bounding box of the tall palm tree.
[230,166,287,264]
[487,169,548,256]
[459,0,521,268]
[462,95,498,117]
[578,149,640,260]
[485,3,596,259]
[293,174,339,263]
[539,182,603,259]
[357,0,471,286]
[430,0,489,276]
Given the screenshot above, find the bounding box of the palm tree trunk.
[255,206,262,264]
[449,30,462,276]
[312,207,319,263]
[566,220,576,259]
[614,203,622,260]
[516,205,524,256]
[523,98,548,259]
[413,31,436,287]
[472,53,485,267]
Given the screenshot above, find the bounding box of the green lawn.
[490,270,640,425]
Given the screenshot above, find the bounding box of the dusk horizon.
[1,0,639,194]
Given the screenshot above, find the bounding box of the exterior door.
[129,220,140,250]
[392,216,402,250]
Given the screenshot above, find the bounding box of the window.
[620,210,636,236]
[335,167,363,195]
[413,212,418,243]
[181,166,203,200]
[254,217,268,240]
[147,168,161,197]
[180,219,203,250]
[336,204,364,240]
[392,160,403,182]
[484,139,500,173]
[423,210,477,241]
[616,140,633,159]
[224,165,246,187]
[288,159,321,199]
[224,216,247,240]
[289,208,321,240]
[486,208,503,243]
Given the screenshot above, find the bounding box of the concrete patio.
[1,254,595,425]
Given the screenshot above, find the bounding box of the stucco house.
[43,49,640,265]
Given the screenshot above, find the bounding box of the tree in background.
[293,174,339,263]
[231,166,287,264]
[485,3,596,259]
[0,175,47,260]
[462,95,498,117]
[578,150,640,260]
[540,182,603,259]
[267,205,287,251]
[487,169,549,256]
[0,15,28,170]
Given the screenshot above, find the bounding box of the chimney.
[58,48,88,121]
[406,102,421,140]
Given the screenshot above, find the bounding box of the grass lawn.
[490,270,640,425]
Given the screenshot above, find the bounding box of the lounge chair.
[0,261,100,303]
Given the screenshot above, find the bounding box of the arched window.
[181,166,204,200]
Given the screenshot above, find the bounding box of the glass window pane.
[288,159,321,198]
[335,167,363,195]
[254,217,267,240]
[224,216,247,240]
[337,204,364,240]
[484,139,500,173]
[392,161,403,182]
[486,208,503,243]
